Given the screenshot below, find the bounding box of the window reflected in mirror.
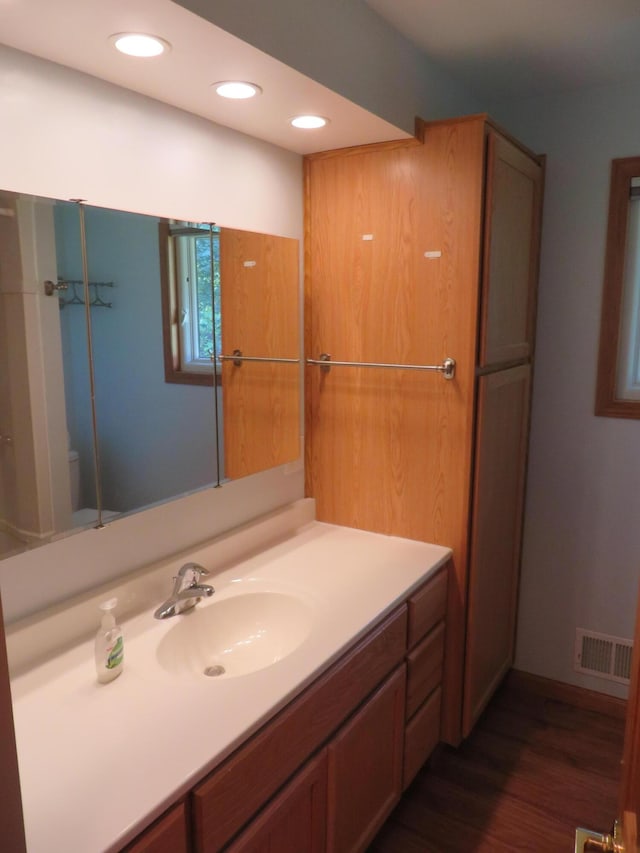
[596,156,640,418]
[160,222,221,387]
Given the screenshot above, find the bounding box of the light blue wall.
[175,0,480,132]
[490,82,640,696]
[55,204,219,514]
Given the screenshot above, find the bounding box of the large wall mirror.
[0,189,300,562]
[596,156,640,418]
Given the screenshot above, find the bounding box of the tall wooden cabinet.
[304,114,543,744]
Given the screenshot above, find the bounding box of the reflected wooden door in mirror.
[596,155,640,418]
[220,228,300,479]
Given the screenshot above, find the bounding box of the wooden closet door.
[479,132,543,368]
[463,364,531,735]
[220,228,300,479]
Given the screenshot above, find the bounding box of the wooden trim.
[507,669,627,720]
[415,113,490,138]
[158,221,217,389]
[595,156,640,418]
[303,156,314,499]
[416,113,543,164]
[303,135,422,163]
[0,592,26,853]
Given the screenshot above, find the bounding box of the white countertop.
[8,505,450,853]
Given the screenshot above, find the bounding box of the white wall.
[0,45,304,622]
[175,0,479,133]
[491,82,640,697]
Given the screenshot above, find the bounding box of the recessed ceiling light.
[213,81,262,100]
[110,33,170,58]
[290,115,328,129]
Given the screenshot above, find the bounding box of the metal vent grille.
[574,629,632,684]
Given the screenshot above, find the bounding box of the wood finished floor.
[369,678,625,852]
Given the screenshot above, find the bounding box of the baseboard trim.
[507,668,627,720]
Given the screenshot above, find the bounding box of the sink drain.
[204,664,226,677]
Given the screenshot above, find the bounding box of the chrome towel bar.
[218,349,300,366]
[306,353,456,380]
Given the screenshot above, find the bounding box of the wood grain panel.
[123,802,189,853]
[403,686,442,791]
[0,592,26,853]
[327,666,406,853]
[463,365,531,735]
[305,117,487,745]
[225,751,327,853]
[192,607,407,853]
[220,228,300,478]
[406,623,445,720]
[406,567,447,649]
[479,131,543,368]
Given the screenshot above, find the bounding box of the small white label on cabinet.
[243,260,257,267]
[424,251,441,259]
[362,234,374,241]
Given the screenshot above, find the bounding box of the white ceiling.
[0,0,409,155]
[366,0,640,99]
[3,0,637,153]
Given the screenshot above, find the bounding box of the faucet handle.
[177,562,209,579]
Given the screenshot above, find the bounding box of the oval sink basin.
[156,591,313,678]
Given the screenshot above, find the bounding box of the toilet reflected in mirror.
[67,444,117,528]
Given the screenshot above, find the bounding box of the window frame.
[595,155,640,418]
[159,220,221,388]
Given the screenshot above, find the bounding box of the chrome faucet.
[154,562,215,619]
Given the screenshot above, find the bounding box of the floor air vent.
[574,629,633,684]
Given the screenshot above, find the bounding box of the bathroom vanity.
[6,501,450,853]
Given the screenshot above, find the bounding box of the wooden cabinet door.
[225,752,327,853]
[327,666,406,853]
[463,365,531,735]
[479,132,543,368]
[124,803,189,853]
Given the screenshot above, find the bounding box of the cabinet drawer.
[406,622,445,720]
[192,606,407,853]
[407,567,448,649]
[402,686,442,791]
[123,802,189,853]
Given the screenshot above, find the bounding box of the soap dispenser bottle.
[95,597,124,683]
